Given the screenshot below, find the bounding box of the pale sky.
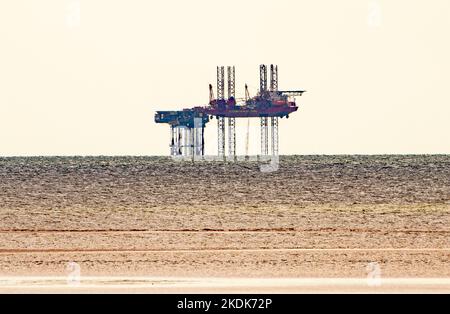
[0,0,449,156]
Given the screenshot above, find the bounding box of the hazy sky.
[0,0,449,156]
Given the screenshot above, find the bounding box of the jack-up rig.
[154,64,305,159]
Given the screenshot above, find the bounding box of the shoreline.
[1,276,449,294]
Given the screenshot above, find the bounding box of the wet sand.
[0,156,448,292]
[1,277,449,294]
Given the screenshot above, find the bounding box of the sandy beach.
[0,156,448,293]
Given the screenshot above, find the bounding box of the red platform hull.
[197,103,298,118]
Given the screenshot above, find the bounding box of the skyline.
[0,0,449,156]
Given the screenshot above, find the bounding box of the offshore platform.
[155,64,305,159]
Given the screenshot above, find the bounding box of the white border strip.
[0,277,449,288]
